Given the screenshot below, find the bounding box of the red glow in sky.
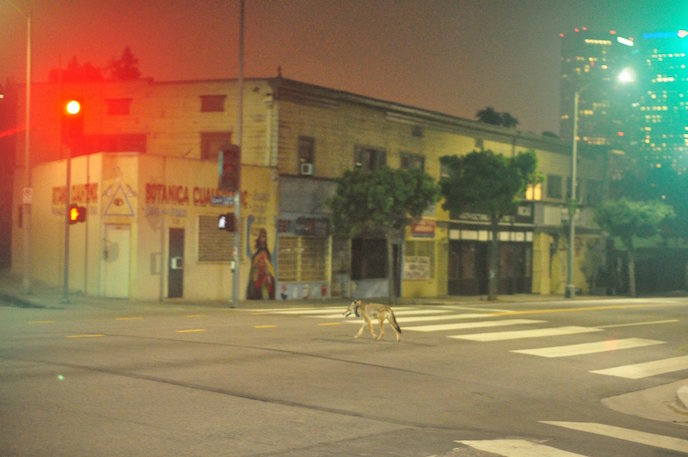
[1,0,686,135]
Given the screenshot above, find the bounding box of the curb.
[678,385,688,410]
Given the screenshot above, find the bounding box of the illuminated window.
[525,182,542,201]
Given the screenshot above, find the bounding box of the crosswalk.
[250,304,688,455]
[250,304,687,382]
[456,421,688,455]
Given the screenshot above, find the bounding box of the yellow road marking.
[65,334,105,339]
[176,329,206,333]
[254,325,277,329]
[116,317,143,321]
[28,320,55,325]
[186,314,208,318]
[318,322,342,327]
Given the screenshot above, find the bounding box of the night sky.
[1,0,686,135]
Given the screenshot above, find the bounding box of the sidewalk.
[0,269,582,311]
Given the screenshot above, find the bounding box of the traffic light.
[62,99,84,151]
[68,204,86,225]
[218,144,241,192]
[217,213,235,232]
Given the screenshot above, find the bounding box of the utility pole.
[232,0,244,308]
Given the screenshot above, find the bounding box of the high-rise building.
[636,30,688,171]
[559,27,636,149]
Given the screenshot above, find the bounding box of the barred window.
[278,236,299,281]
[277,236,328,281]
[301,237,328,280]
[198,215,233,261]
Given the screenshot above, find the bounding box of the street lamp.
[3,0,32,294]
[565,68,635,298]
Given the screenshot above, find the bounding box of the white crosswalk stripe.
[456,439,587,456]
[541,421,688,453]
[449,326,603,342]
[402,318,545,332]
[512,338,665,358]
[589,355,688,379]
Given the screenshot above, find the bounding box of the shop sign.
[404,256,431,280]
[411,220,435,237]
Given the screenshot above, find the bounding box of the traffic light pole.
[232,0,244,308]
[62,138,71,304]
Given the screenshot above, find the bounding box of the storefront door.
[168,228,184,298]
[102,224,130,298]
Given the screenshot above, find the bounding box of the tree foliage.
[48,47,141,82]
[107,46,141,81]
[476,106,519,129]
[594,198,674,296]
[440,149,537,299]
[329,167,440,303]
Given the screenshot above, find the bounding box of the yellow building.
[9,77,606,301]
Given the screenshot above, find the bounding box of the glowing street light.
[566,68,635,298]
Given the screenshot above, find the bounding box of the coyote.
[343,299,402,342]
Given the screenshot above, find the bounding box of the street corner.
[602,378,688,425]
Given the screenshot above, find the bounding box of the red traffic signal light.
[217,213,235,232]
[68,204,86,224]
[218,144,241,192]
[65,99,81,115]
[62,99,84,151]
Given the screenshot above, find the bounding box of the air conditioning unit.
[300,163,313,176]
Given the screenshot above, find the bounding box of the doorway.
[102,224,131,298]
[168,228,184,298]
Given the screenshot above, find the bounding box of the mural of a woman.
[246,228,275,299]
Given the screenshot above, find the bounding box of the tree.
[500,112,519,129]
[48,57,104,82]
[107,47,141,80]
[476,106,519,129]
[440,149,537,300]
[329,167,440,304]
[594,199,674,296]
[475,106,502,125]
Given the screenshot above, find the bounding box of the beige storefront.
[27,152,278,301]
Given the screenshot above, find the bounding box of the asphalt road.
[1,297,687,456]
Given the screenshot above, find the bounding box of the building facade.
[7,77,607,302]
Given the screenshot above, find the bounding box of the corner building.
[9,77,606,301]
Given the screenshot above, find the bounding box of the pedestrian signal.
[218,213,235,232]
[68,204,86,224]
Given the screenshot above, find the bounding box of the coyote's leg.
[376,316,385,340]
[366,316,377,338]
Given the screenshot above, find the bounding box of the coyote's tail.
[389,310,402,333]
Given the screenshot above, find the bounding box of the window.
[525,182,542,201]
[201,132,232,160]
[277,236,329,281]
[546,174,563,199]
[198,215,233,261]
[354,146,386,171]
[200,95,226,112]
[351,238,387,280]
[400,153,424,172]
[298,136,315,170]
[106,98,131,115]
